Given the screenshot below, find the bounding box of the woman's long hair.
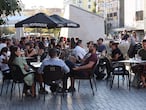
[8,46,18,65]
[0,47,8,56]
[70,38,76,49]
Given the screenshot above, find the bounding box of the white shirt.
[0,54,9,72]
[38,57,70,74]
[72,45,87,60]
[0,43,7,51]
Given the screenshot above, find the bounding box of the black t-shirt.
[138,48,146,60]
[112,48,124,61]
[122,34,129,41]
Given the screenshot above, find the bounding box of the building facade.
[64,0,96,12]
[96,0,124,34]
[124,0,144,38]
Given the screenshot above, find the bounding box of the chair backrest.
[111,62,126,75]
[43,65,64,82]
[9,64,24,82]
[92,60,99,74]
[83,60,99,78]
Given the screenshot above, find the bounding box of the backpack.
[128,43,142,58]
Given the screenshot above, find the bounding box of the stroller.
[95,57,111,80]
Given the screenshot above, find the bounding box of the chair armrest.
[23,72,33,77]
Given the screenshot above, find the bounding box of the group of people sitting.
[0,36,100,97]
[1,34,146,98]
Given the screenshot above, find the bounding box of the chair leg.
[0,80,4,96]
[106,72,111,86]
[6,80,10,94]
[122,75,125,86]
[78,80,80,92]
[18,83,21,98]
[22,83,24,99]
[127,75,131,90]
[110,75,114,89]
[118,76,119,88]
[43,83,45,101]
[93,77,97,91]
[10,82,14,100]
[89,79,94,96]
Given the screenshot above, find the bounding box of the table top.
[25,57,35,60]
[118,59,146,63]
[30,62,42,68]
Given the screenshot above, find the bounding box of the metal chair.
[73,62,98,96]
[110,62,130,90]
[0,70,12,96]
[43,65,65,101]
[9,64,32,100]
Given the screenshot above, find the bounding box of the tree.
[0,0,21,25]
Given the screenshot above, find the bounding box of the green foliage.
[0,0,21,25]
[0,27,15,35]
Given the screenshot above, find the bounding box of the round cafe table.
[118,59,146,88]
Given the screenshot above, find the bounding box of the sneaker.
[68,87,76,92]
[39,88,48,94]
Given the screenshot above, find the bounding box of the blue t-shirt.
[98,44,106,52]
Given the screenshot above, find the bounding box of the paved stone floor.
[0,75,146,110]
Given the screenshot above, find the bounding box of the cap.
[97,38,103,41]
[112,41,119,45]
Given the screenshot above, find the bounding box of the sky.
[21,0,64,9]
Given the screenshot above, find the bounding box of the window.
[110,13,112,17]
[114,12,117,16]
[88,5,91,9]
[136,10,143,21]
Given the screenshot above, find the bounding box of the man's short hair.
[48,48,57,58]
[87,41,93,45]
[76,40,82,45]
[93,43,98,50]
[97,38,103,42]
[142,39,146,43]
[109,40,114,44]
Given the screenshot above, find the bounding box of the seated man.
[97,38,106,54]
[111,41,124,61]
[132,39,146,87]
[72,40,87,63]
[66,43,98,92]
[38,48,70,92]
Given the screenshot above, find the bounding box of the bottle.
[37,55,40,62]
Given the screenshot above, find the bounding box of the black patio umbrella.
[15,13,58,29]
[49,14,80,28]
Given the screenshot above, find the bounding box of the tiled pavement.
[0,74,146,110]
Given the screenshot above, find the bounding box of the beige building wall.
[60,5,105,46]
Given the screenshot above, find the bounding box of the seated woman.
[8,46,35,97]
[25,42,37,62]
[0,47,12,79]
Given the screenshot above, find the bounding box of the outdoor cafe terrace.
[0,72,146,110]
